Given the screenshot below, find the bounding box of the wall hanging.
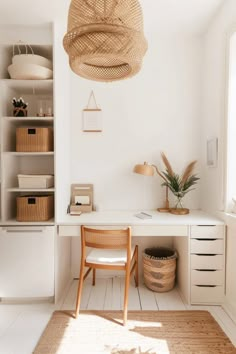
[82,91,102,132]
[207,137,218,167]
[63,0,148,82]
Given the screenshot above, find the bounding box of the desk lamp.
[133,162,170,212]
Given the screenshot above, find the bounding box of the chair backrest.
[81,226,131,250]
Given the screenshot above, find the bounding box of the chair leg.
[123,267,130,326]
[92,268,96,286]
[75,263,85,318]
[134,246,139,287]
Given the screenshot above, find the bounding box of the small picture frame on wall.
[207,137,218,167]
[82,91,102,132]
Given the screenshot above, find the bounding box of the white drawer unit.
[190,224,225,304]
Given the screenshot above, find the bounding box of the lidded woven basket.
[63,0,148,82]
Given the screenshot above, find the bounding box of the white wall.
[201,0,236,320]
[201,0,236,212]
[69,33,202,211]
[226,33,236,210]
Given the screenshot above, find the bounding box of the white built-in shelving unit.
[0,31,54,225]
[0,24,55,299]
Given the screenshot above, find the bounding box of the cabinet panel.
[191,254,223,270]
[191,285,224,303]
[59,225,80,236]
[0,226,54,297]
[190,239,224,254]
[58,224,188,237]
[190,225,224,239]
[191,270,224,286]
[132,225,188,236]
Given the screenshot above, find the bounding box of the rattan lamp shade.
[63,0,148,82]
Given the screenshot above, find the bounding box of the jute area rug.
[33,310,236,354]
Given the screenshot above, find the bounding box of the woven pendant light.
[63,0,148,82]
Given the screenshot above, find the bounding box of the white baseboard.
[222,299,236,324]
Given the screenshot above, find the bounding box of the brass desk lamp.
[133,162,170,212]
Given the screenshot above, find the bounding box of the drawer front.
[190,239,224,254]
[58,225,81,236]
[191,270,224,286]
[132,225,188,237]
[191,254,223,270]
[191,225,224,239]
[58,224,129,237]
[191,285,224,303]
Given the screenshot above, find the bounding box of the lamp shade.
[133,162,154,176]
[63,0,148,82]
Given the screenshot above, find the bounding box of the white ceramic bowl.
[12,54,53,70]
[8,63,53,80]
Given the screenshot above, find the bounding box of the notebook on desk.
[134,212,152,219]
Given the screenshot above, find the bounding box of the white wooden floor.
[0,278,236,354]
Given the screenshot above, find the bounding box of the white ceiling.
[0,0,225,34]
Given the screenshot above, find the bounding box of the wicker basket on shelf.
[143,247,177,293]
[16,195,54,221]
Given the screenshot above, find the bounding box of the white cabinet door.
[0,226,54,298]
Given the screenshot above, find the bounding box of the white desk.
[57,210,225,305]
[58,209,224,237]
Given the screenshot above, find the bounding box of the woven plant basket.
[143,247,177,293]
[63,0,148,82]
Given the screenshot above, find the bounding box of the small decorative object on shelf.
[12,97,28,117]
[160,152,199,215]
[37,99,53,117]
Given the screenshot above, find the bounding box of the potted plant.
[160,152,199,214]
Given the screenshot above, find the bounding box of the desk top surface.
[58,210,224,226]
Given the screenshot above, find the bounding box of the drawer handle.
[195,238,217,241]
[3,229,44,233]
[196,269,217,272]
[196,225,216,227]
[195,254,217,256]
[196,285,217,288]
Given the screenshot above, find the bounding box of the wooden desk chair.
[75,225,138,325]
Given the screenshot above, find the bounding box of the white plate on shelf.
[8,63,53,80]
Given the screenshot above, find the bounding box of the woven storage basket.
[16,127,53,152]
[63,0,148,81]
[143,247,177,293]
[16,195,54,221]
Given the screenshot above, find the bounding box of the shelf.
[0,79,53,94]
[0,219,55,226]
[3,152,54,156]
[6,188,55,192]
[0,33,55,226]
[3,116,54,121]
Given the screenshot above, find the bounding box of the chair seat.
[86,246,136,266]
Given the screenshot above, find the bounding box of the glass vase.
[170,195,189,215]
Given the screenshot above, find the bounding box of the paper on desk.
[75,195,90,205]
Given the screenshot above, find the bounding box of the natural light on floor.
[34,312,170,354]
